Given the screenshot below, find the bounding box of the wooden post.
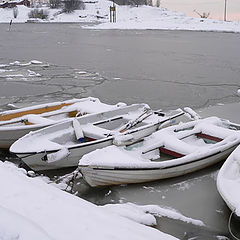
[109,1,116,23]
[110,7,112,22]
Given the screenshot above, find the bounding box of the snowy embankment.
[0,161,178,240]
[0,160,206,240]
[0,2,240,33]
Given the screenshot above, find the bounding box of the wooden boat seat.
[0,102,74,121]
[162,136,200,156]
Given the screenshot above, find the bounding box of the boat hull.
[80,145,237,187]
[217,146,240,215]
[17,139,113,171]
[17,123,160,171]
[0,97,116,149]
[0,125,47,149]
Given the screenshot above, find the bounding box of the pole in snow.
[224,0,227,21]
[9,19,13,31]
[109,0,116,23]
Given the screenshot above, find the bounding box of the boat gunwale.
[79,144,237,171]
[11,118,162,155]
[0,99,87,121]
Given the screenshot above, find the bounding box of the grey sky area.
[162,0,240,20]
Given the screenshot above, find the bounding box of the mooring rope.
[65,171,79,193]
[228,211,240,240]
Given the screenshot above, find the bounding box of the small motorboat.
[10,104,185,171]
[79,117,240,187]
[217,145,240,217]
[0,97,122,148]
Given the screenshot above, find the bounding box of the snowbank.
[0,161,177,240]
[102,203,205,227]
[87,5,240,32]
[0,3,240,33]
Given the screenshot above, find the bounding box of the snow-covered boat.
[217,145,240,217]
[10,104,185,171]
[0,97,121,148]
[79,117,240,187]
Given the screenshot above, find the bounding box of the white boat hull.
[0,125,46,149]
[18,138,113,171]
[80,145,237,187]
[0,97,119,149]
[217,146,240,215]
[17,122,160,171]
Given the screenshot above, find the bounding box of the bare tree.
[28,9,49,19]
[193,9,210,19]
[156,0,161,8]
[63,0,85,13]
[50,0,62,8]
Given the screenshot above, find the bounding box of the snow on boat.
[217,145,240,217]
[79,117,240,187]
[10,104,185,171]
[0,97,122,148]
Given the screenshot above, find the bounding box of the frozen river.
[0,23,240,239]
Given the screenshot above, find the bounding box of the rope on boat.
[65,171,79,193]
[228,211,240,240]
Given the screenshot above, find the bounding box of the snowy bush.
[62,0,85,13]
[28,9,49,19]
[50,0,62,9]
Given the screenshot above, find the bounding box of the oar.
[119,108,152,133]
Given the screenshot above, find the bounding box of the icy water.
[0,23,240,239]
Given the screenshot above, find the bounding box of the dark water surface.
[0,23,240,239]
[0,23,240,110]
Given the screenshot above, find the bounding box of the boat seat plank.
[82,124,112,140]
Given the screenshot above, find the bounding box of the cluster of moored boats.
[1,97,240,224]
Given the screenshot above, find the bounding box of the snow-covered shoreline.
[0,160,206,240]
[0,3,240,33]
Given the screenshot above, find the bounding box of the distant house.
[0,0,30,8]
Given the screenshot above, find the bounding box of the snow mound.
[0,161,177,240]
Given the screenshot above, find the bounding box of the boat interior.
[50,115,150,147]
[0,102,83,127]
[135,130,225,162]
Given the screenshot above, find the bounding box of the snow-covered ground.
[0,2,240,32]
[0,160,206,240]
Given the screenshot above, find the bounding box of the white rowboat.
[79,117,240,187]
[217,145,240,217]
[10,104,185,171]
[0,97,121,148]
